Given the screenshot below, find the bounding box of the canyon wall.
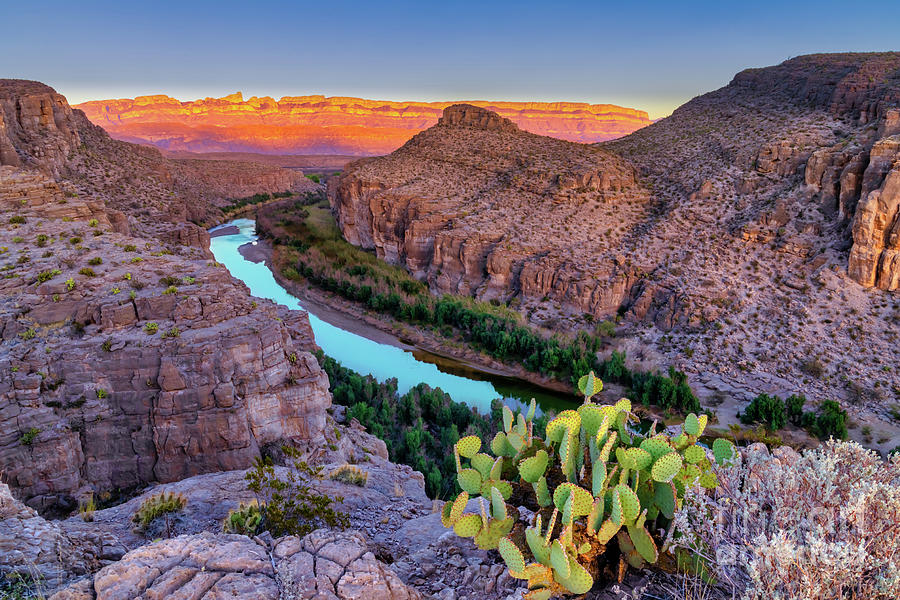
[75,92,653,156]
[0,81,332,512]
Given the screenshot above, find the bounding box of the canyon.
[329,54,900,434]
[74,93,653,156]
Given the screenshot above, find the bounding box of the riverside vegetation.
[261,196,701,414]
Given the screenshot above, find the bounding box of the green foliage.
[163,285,178,295]
[96,388,107,399]
[132,491,186,532]
[79,493,96,522]
[329,464,369,487]
[442,371,734,598]
[8,215,25,224]
[19,427,40,446]
[35,234,49,247]
[144,322,158,334]
[36,268,60,284]
[78,267,96,277]
[305,174,321,183]
[245,446,349,537]
[222,500,263,536]
[88,257,102,266]
[805,400,848,441]
[18,328,35,341]
[739,393,787,430]
[319,352,495,499]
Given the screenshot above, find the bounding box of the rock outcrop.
[329,103,646,319]
[75,92,653,156]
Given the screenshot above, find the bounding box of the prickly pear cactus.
[441,372,736,598]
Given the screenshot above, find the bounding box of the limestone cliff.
[0,82,333,513]
[329,104,648,319]
[75,92,653,155]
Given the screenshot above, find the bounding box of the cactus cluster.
[131,491,187,532]
[223,500,263,536]
[442,371,736,599]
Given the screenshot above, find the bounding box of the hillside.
[74,92,653,155]
[330,54,900,434]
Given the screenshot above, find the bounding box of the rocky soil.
[75,92,653,156]
[329,55,900,450]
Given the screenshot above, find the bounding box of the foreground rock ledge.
[50,529,422,600]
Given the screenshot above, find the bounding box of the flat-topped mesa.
[437,103,520,133]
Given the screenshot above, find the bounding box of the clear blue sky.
[2,0,898,118]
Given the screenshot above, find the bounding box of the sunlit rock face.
[75,93,653,155]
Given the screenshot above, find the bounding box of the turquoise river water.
[209,218,575,414]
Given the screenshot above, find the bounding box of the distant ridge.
[74,93,652,155]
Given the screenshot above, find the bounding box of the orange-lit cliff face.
[75,93,652,155]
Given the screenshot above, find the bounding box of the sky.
[2,0,899,119]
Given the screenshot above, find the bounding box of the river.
[208,218,576,414]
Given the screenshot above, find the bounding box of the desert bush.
[79,494,96,522]
[144,322,158,334]
[739,393,786,429]
[673,441,900,600]
[222,500,263,536]
[329,464,368,487]
[245,446,348,538]
[78,267,95,277]
[132,491,186,533]
[87,257,102,266]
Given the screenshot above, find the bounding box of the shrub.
[36,269,60,283]
[132,491,186,532]
[144,322,158,334]
[69,236,82,245]
[19,427,40,446]
[162,285,177,295]
[805,400,848,440]
[8,215,25,224]
[329,464,368,487]
[130,256,143,263]
[79,494,96,522]
[444,371,735,597]
[673,440,900,600]
[123,244,137,252]
[96,388,107,399]
[739,393,786,430]
[162,326,180,338]
[88,257,102,266]
[65,278,75,291]
[88,219,99,227]
[78,267,96,277]
[245,446,348,538]
[785,394,806,425]
[101,338,112,352]
[18,328,36,341]
[223,500,263,536]
[35,234,49,247]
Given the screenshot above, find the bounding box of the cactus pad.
[526,398,536,422]
[613,398,632,413]
[498,537,525,575]
[625,447,653,470]
[491,431,515,457]
[546,410,581,443]
[450,491,469,523]
[457,468,483,495]
[553,483,593,517]
[490,456,504,481]
[611,487,624,525]
[653,481,677,518]
[578,404,606,437]
[599,431,618,462]
[683,444,706,464]
[526,525,551,565]
[651,452,683,483]
[502,405,514,432]
[626,523,659,563]
[640,435,674,460]
[453,513,482,537]
[519,449,549,483]
[549,540,570,579]
[595,517,621,543]
[440,500,454,527]
[508,430,527,452]
[554,554,593,595]
[696,414,708,436]
[456,435,481,459]
[534,476,552,507]
[713,437,737,465]
[577,370,603,398]
[491,486,507,521]
[614,484,641,522]
[592,460,608,496]
[699,471,718,489]
[471,453,494,478]
[474,516,514,549]
[683,413,700,436]
[587,497,605,533]
[482,479,512,500]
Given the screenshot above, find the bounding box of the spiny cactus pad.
[457,468,483,494]
[578,404,607,437]
[482,479,513,499]
[534,476,551,506]
[651,452,683,483]
[491,486,507,521]
[471,453,494,478]
[441,500,454,527]
[683,444,706,464]
[592,461,608,496]
[713,437,737,465]
[546,410,581,443]
[614,484,641,522]
[450,491,469,523]
[457,435,481,459]
[474,516,514,549]
[519,449,549,483]
[553,483,593,517]
[549,540,570,578]
[640,435,674,460]
[625,447,653,470]
[653,481,677,518]
[491,431,515,457]
[683,413,700,436]
[526,525,551,564]
[578,370,603,398]
[554,555,593,594]
[626,524,659,563]
[453,513,482,537]
[595,518,621,543]
[498,537,525,574]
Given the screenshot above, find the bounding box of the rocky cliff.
[75,92,653,155]
[0,82,333,513]
[331,56,900,418]
[330,104,647,319]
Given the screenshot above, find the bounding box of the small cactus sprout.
[223,500,263,536]
[441,370,735,598]
[329,464,368,487]
[132,491,187,532]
